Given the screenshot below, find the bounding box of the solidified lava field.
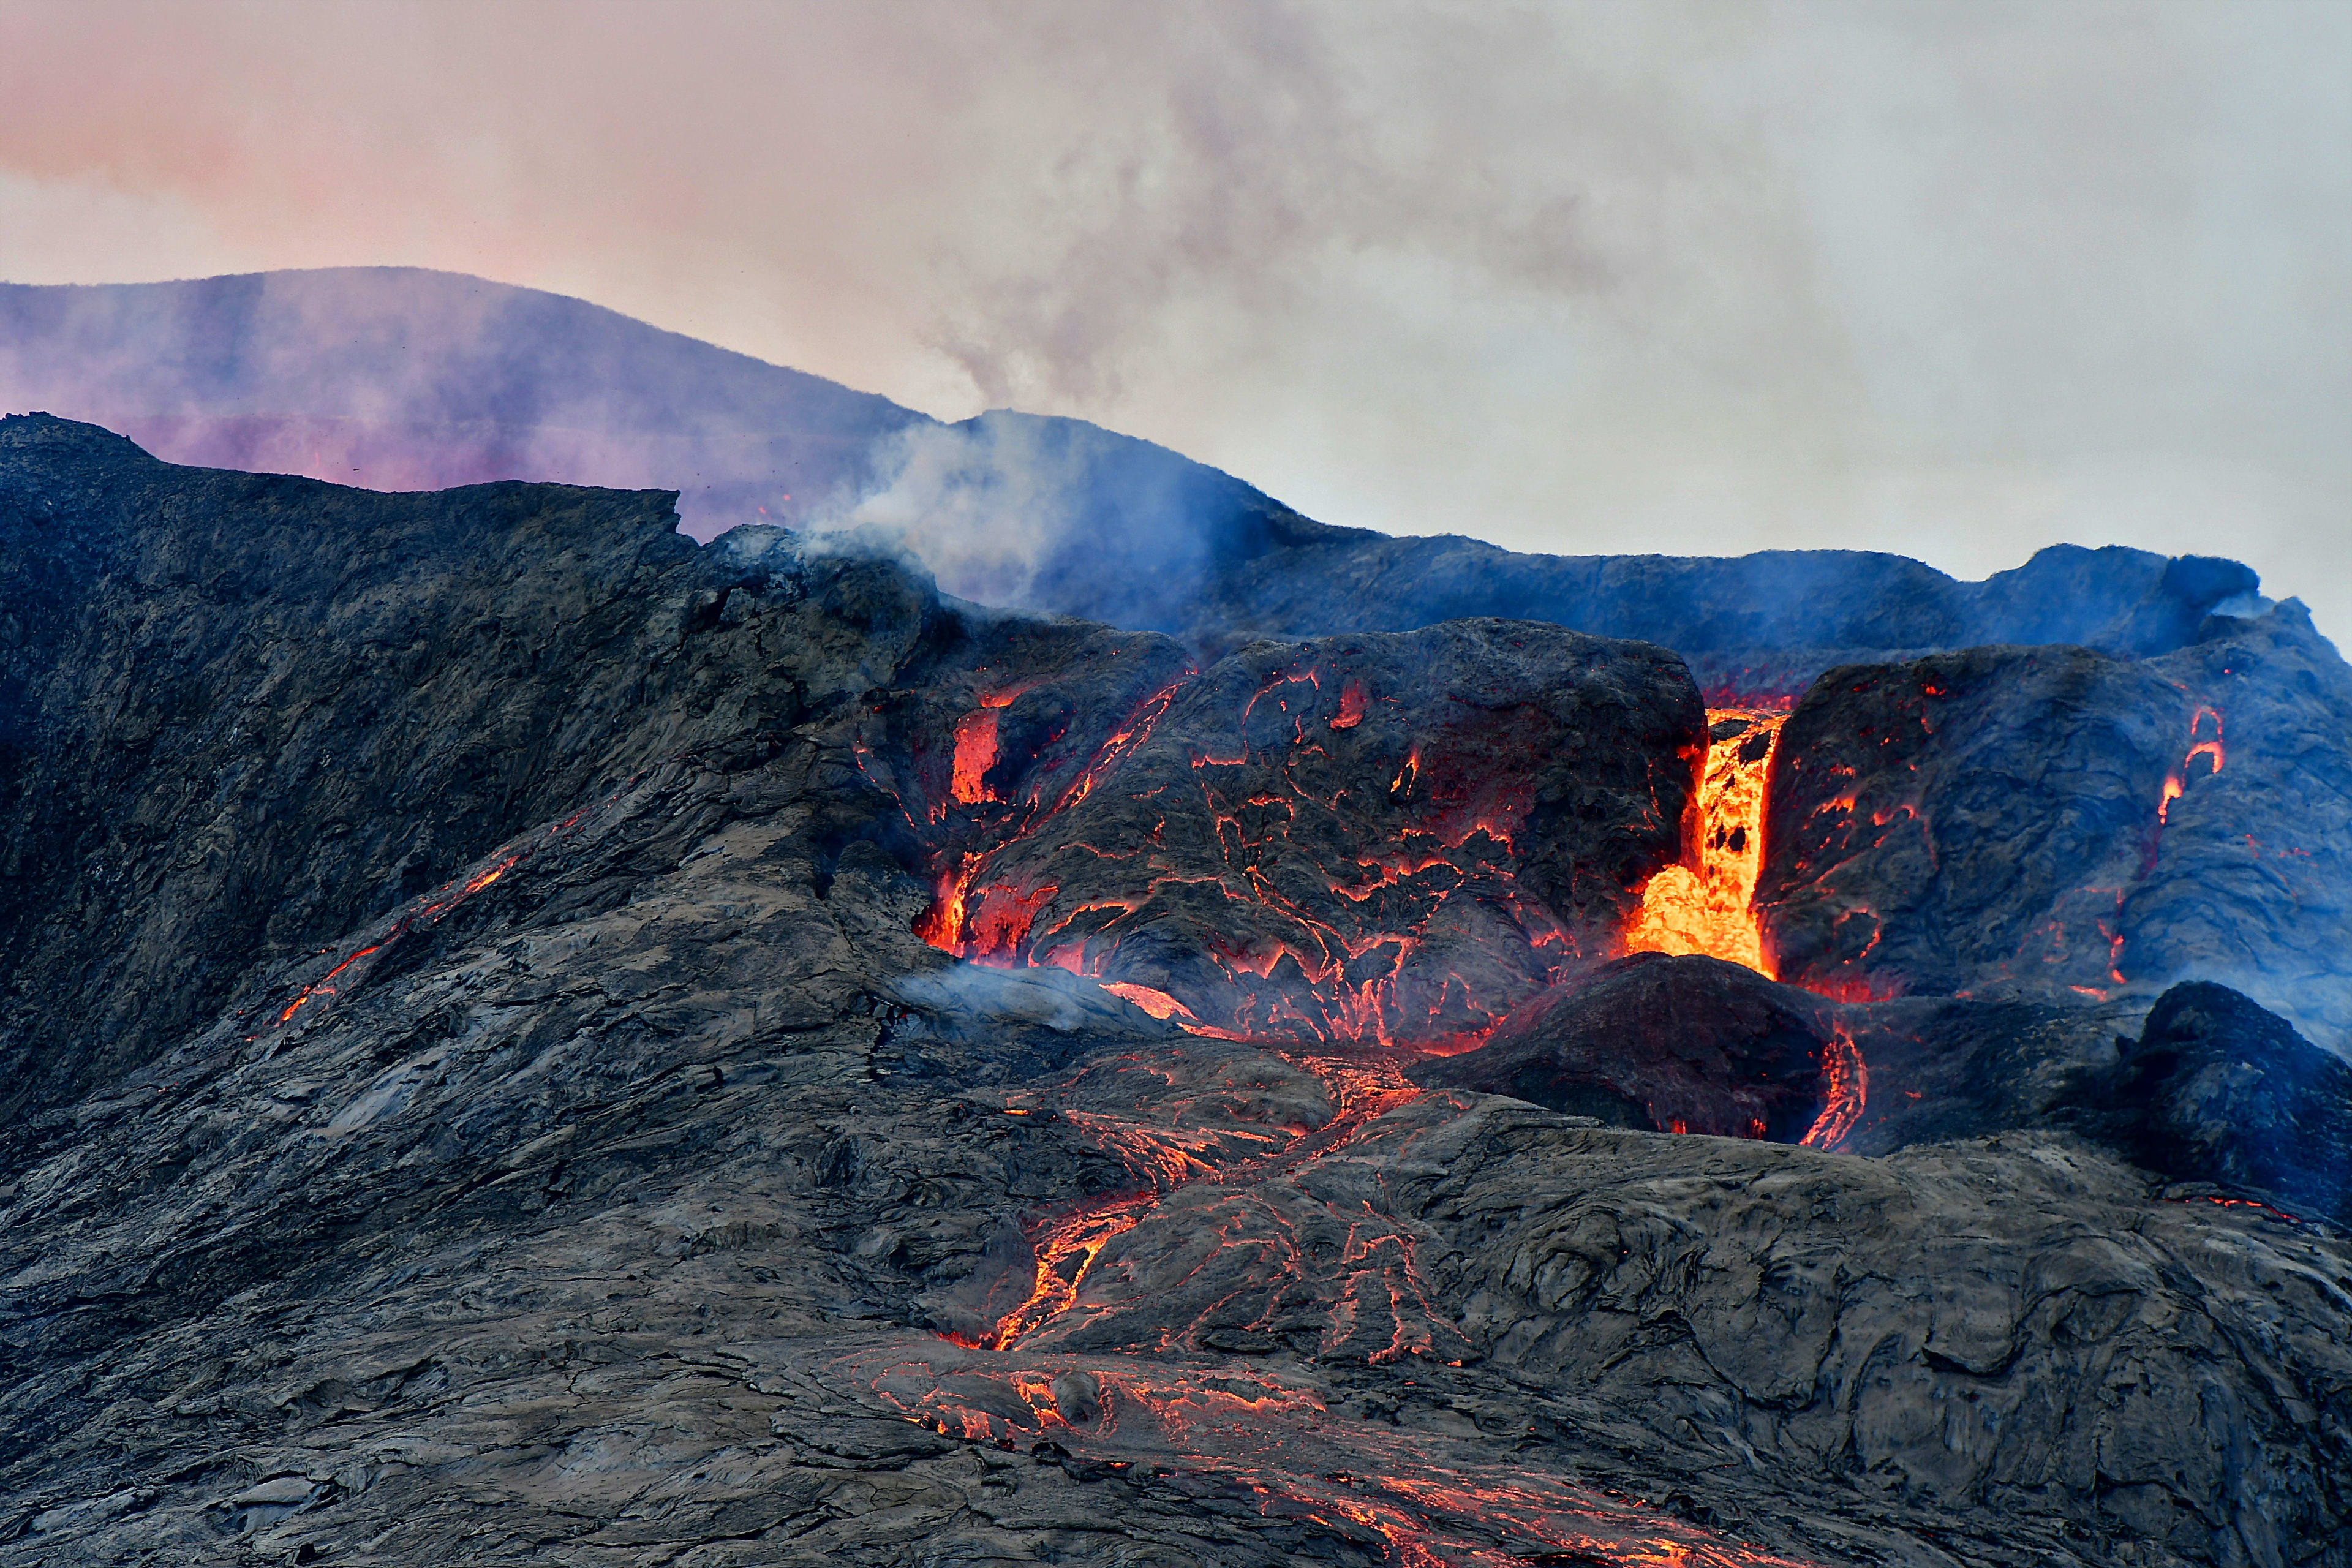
[0,410,2347,1567]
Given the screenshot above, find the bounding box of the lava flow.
[265,783,628,1033]
[1799,1024,1868,1148]
[855,1338,1817,1568]
[948,683,1035,805]
[877,655,1841,1562]
[1623,709,1785,974]
[2158,704,2225,824]
[952,1048,1430,1355]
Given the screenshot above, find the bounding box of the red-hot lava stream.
[908,676,1188,952]
[2158,704,2225,826]
[1624,709,1785,976]
[261,781,633,1035]
[942,1050,1427,1356]
[1620,709,1872,1149]
[853,1332,1817,1568]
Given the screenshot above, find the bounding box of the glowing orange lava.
[949,710,1001,804]
[1624,709,1784,974]
[957,1051,1430,1354]
[948,685,1033,806]
[264,780,633,1033]
[913,853,979,952]
[1799,1024,1867,1149]
[2158,704,2224,824]
[1101,981,1196,1020]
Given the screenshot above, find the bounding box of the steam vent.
[1,277,2349,1568]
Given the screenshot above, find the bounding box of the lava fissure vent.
[1623,705,1788,976]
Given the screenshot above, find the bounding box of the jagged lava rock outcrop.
[1755,606,2352,1041]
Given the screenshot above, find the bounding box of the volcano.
[0,358,2347,1565]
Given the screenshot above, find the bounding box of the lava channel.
[1624,707,1785,974]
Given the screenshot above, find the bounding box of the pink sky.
[2,1,2348,639]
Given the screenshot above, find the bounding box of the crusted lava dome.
[1408,952,1847,1142]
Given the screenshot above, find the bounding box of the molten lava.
[949,709,1001,804]
[1101,981,1196,1020]
[1624,709,1784,974]
[948,685,1034,806]
[1799,1024,1868,1149]
[2158,704,2225,824]
[877,665,1853,1562]
[868,1041,1822,1564]
[266,788,622,1032]
[908,656,1611,1050]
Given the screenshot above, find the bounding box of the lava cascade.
[2158,703,2225,824]
[1623,709,1785,974]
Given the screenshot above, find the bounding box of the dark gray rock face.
[1411,954,2352,1222]
[1755,607,2352,1044]
[1409,952,1838,1140]
[0,417,2346,1567]
[2068,981,2352,1225]
[0,412,964,1125]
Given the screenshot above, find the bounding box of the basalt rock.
[0,418,2346,1568]
[897,621,1705,1047]
[1409,952,1836,1140]
[1757,609,2352,1046]
[2068,980,2352,1224]
[1408,950,2152,1159]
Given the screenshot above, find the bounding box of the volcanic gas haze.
[0,413,2346,1568]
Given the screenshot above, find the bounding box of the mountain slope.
[0,417,2345,1567]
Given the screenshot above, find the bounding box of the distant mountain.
[0,268,2285,692]
[0,266,924,530]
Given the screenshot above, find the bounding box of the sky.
[1,1,2347,638]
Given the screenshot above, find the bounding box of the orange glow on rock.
[1101,981,1196,1020]
[1800,1024,1868,1149]
[2156,705,2224,826]
[1330,677,1367,729]
[1623,709,1784,975]
[914,853,979,952]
